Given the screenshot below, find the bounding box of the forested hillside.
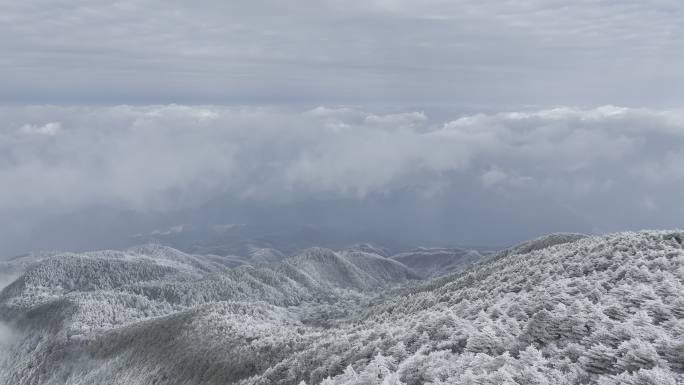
[1,231,683,384]
[390,247,482,278]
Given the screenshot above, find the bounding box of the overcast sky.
[2,1,684,255]
[3,0,684,106]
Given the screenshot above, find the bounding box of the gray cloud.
[1,1,683,105]
[1,104,684,254]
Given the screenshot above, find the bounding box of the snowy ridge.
[390,247,482,278]
[126,244,248,272]
[493,232,588,260]
[248,246,285,264]
[345,244,390,258]
[283,248,418,291]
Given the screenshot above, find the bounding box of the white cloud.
[150,225,185,236]
[19,122,61,136]
[2,104,684,252]
[480,168,507,188]
[0,104,682,206]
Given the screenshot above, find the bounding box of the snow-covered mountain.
[490,232,588,261]
[390,247,482,278]
[131,224,409,261]
[1,230,683,384]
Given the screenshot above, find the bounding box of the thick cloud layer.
[3,1,683,254]
[1,104,684,254]
[1,0,683,105]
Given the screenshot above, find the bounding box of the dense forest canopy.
[1,231,682,384]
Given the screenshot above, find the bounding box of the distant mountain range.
[129,223,417,257]
[1,231,682,384]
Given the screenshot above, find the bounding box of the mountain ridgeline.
[1,231,683,384]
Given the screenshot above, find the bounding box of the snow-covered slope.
[0,251,62,286]
[494,232,588,260]
[1,231,683,384]
[345,244,390,258]
[390,247,482,278]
